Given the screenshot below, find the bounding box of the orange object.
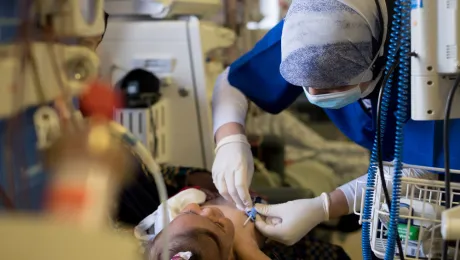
[79,81,124,120]
[45,185,87,214]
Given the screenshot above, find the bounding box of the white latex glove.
[212,134,254,210]
[254,193,330,246]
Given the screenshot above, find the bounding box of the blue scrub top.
[228,20,460,172]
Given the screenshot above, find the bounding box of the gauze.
[280,0,383,89]
[134,188,206,242]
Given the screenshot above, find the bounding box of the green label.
[398,224,420,241]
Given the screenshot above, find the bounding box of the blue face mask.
[303,74,380,109]
[303,86,362,109]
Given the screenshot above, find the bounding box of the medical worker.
[211,0,460,246]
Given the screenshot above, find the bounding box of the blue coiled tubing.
[361,0,411,259]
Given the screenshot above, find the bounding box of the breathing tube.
[109,122,170,260]
[361,0,411,259]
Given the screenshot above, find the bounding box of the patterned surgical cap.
[280,0,381,89]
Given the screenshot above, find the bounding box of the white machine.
[100,16,235,169]
[411,0,460,120]
[105,0,222,19]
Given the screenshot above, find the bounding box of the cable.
[108,122,170,260]
[384,0,411,257]
[376,58,405,260]
[361,0,406,258]
[442,74,460,260]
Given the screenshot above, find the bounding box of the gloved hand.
[254,193,331,246]
[212,134,254,210]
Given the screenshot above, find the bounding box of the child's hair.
[145,230,204,260]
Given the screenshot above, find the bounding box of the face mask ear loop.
[302,86,309,96]
[355,49,382,96]
[358,44,389,97]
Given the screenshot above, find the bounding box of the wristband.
[320,192,331,221]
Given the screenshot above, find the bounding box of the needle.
[243,216,251,226]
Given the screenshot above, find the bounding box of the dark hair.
[146,230,203,260]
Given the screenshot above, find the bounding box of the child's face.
[151,203,235,259]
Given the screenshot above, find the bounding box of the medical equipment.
[0,43,100,119]
[358,0,460,260]
[243,216,251,226]
[0,1,170,260]
[355,163,460,259]
[43,119,134,229]
[243,196,263,227]
[105,0,222,19]
[0,117,170,260]
[101,16,235,169]
[411,0,460,120]
[244,207,257,227]
[1,117,171,260]
[118,68,162,108]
